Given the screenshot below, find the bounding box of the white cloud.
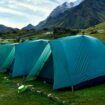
[0,0,77,28]
[0,6,27,16]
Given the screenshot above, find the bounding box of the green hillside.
[82,22,105,42]
[1,22,105,44]
[36,0,105,30]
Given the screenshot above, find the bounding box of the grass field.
[0,72,105,105]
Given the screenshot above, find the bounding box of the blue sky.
[0,0,76,28]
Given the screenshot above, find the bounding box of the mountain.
[36,0,105,30]
[36,0,83,30]
[50,0,83,18]
[22,24,35,30]
[0,24,15,31]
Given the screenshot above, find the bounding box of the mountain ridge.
[0,24,18,31]
[35,0,83,30]
[35,0,105,30]
[22,24,35,30]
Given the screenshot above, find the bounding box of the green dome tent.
[50,35,105,89]
[12,40,51,78]
[0,44,15,71]
[10,35,105,90]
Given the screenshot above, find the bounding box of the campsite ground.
[0,72,105,105]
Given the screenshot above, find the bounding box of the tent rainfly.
[7,35,105,90]
[12,40,51,78]
[50,35,105,89]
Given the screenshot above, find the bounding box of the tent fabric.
[12,40,50,77]
[27,43,51,80]
[2,35,105,90]
[38,54,54,83]
[0,44,15,71]
[50,35,105,89]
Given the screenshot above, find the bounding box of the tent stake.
[71,86,74,92]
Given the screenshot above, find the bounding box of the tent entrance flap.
[27,44,51,80]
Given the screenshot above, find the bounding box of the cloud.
[0,0,77,28]
[0,6,27,16]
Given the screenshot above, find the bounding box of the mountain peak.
[36,0,105,30]
[22,24,35,30]
[49,1,76,18]
[27,24,34,26]
[36,0,83,29]
[61,2,72,8]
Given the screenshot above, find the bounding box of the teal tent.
[10,35,105,90]
[12,40,51,78]
[50,35,105,89]
[0,44,15,71]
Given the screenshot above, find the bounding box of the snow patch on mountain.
[50,0,84,18]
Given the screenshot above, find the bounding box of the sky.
[0,0,77,28]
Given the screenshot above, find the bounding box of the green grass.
[82,22,105,42]
[0,73,58,105]
[1,72,105,105]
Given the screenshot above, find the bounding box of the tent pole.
[71,86,74,92]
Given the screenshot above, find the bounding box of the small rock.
[27,85,33,87]
[4,77,7,79]
[48,93,52,97]
[17,83,20,86]
[36,90,41,94]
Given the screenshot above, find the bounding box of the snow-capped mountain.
[50,0,83,18]
[36,0,84,29]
